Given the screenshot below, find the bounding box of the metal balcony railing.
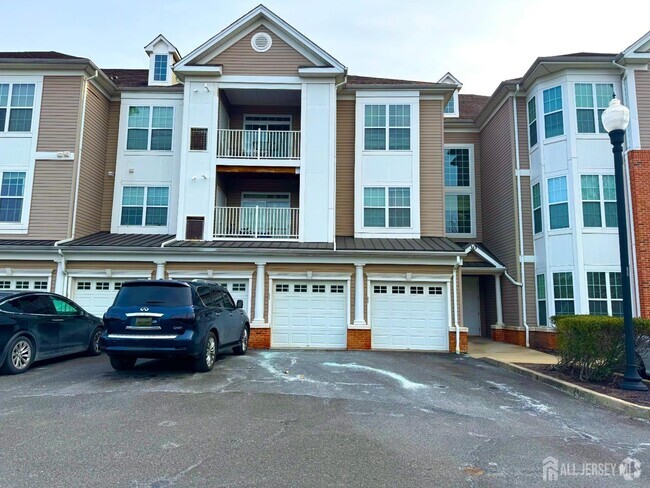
[214,206,299,239]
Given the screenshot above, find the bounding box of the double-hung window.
[363,187,411,228]
[153,55,168,82]
[580,175,617,228]
[444,147,473,235]
[536,274,547,326]
[532,183,542,234]
[587,271,623,317]
[527,97,538,147]
[120,186,169,226]
[0,83,35,132]
[0,172,26,222]
[126,106,173,151]
[547,176,569,230]
[543,86,564,138]
[575,83,613,133]
[364,104,410,150]
[553,272,574,315]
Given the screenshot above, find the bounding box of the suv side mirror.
[236,299,244,309]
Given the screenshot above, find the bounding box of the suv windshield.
[113,283,192,307]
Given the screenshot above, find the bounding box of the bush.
[552,315,650,382]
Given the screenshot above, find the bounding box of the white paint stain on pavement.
[258,352,327,385]
[323,362,427,390]
[487,381,553,416]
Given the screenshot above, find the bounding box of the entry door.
[462,277,481,336]
[241,193,291,236]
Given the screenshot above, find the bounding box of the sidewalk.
[468,336,557,365]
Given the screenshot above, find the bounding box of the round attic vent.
[251,32,272,53]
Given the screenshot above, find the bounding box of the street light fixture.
[601,96,647,391]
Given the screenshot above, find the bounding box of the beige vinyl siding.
[636,69,650,147]
[444,131,482,241]
[75,84,110,237]
[228,105,301,131]
[336,99,355,236]
[65,261,155,279]
[100,101,120,231]
[420,99,445,236]
[205,27,315,76]
[36,76,83,152]
[479,99,520,326]
[516,96,530,170]
[0,160,74,240]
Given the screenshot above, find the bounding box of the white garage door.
[217,280,250,316]
[371,282,448,351]
[72,279,128,317]
[0,278,50,291]
[272,281,347,349]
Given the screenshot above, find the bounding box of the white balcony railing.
[214,206,299,239]
[216,129,301,160]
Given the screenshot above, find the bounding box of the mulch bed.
[517,363,650,408]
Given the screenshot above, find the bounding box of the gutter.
[70,70,99,241]
[453,256,461,354]
[512,84,530,347]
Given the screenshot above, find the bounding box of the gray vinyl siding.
[636,69,650,148]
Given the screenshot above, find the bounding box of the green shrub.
[552,315,650,382]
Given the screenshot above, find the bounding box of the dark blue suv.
[100,280,250,372]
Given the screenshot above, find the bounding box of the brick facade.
[449,331,468,353]
[491,326,557,351]
[249,328,270,349]
[628,150,650,318]
[347,329,371,350]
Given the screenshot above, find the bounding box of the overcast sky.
[2,0,648,95]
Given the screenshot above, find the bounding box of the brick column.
[627,150,650,317]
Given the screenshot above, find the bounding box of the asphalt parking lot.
[0,350,648,487]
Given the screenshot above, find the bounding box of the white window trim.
[189,127,209,152]
[119,186,170,228]
[0,82,36,133]
[125,105,175,152]
[362,186,412,230]
[586,270,622,317]
[532,182,542,235]
[542,85,564,140]
[547,175,570,231]
[580,174,617,231]
[444,144,476,238]
[362,103,412,153]
[443,90,459,118]
[574,82,613,135]
[535,273,548,327]
[0,170,28,230]
[527,96,538,149]
[551,271,575,317]
[148,52,173,87]
[152,54,169,83]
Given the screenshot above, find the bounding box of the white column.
[353,263,366,325]
[155,261,166,280]
[252,262,266,326]
[495,274,504,325]
[54,258,65,295]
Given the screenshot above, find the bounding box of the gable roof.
[144,34,181,62]
[437,72,462,87]
[615,30,650,64]
[174,4,345,74]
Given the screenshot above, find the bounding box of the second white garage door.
[271,281,347,349]
[371,282,449,351]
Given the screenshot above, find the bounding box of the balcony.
[214,206,299,239]
[216,128,301,160]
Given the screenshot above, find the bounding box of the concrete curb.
[482,357,650,420]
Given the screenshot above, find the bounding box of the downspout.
[54,238,73,297]
[453,255,460,354]
[513,84,530,347]
[70,70,98,240]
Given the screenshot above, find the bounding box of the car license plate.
[134,317,153,327]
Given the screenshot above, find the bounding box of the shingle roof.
[0,51,85,60]
[61,232,174,247]
[336,236,463,253]
[102,68,149,88]
[458,94,490,120]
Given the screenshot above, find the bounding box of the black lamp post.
[601,97,647,391]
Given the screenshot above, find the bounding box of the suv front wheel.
[194,332,217,372]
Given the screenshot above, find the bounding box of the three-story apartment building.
[1,5,649,352]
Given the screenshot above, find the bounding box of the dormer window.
[153,55,168,82]
[443,90,459,118]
